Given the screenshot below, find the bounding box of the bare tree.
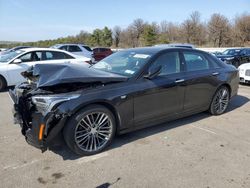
[208,13,231,47]
[234,14,250,46]
[113,26,121,48]
[130,18,147,46]
[181,11,206,46]
[119,27,137,48]
[159,21,180,43]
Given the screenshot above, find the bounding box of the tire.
[63,105,116,156]
[209,86,230,115]
[0,76,7,92]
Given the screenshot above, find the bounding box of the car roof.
[53,44,89,46]
[93,47,110,49]
[155,43,195,48]
[19,47,70,53]
[122,46,205,55]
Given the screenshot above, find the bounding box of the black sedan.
[216,48,250,68]
[9,47,239,156]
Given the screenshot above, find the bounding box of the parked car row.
[215,48,250,68]
[1,45,114,63]
[50,44,113,62]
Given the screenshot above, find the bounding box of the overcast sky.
[0,0,249,42]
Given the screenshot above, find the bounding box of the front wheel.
[63,105,116,156]
[209,86,230,115]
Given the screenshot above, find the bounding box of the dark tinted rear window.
[82,46,92,52]
[183,52,209,71]
[68,45,81,52]
[45,51,73,60]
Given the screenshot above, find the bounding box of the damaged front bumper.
[9,86,69,152]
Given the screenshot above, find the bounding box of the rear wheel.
[0,76,7,91]
[63,105,116,156]
[209,86,230,115]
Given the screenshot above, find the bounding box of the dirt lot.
[0,85,250,188]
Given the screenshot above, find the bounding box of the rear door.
[180,50,222,112]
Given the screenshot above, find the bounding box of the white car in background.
[239,63,250,84]
[0,48,90,91]
[51,44,93,59]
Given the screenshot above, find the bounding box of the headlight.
[32,94,80,115]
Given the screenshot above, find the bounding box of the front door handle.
[212,72,220,76]
[175,79,185,83]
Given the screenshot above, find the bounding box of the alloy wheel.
[74,112,113,152]
[213,87,229,114]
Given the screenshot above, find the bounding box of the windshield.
[222,49,240,56]
[0,50,24,63]
[92,50,151,77]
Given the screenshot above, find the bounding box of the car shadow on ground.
[49,94,249,160]
[0,86,14,93]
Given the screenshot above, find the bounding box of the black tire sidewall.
[63,105,116,156]
[0,76,7,91]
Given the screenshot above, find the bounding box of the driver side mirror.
[12,59,22,64]
[144,65,162,79]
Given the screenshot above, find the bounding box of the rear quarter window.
[183,52,209,71]
[82,46,92,52]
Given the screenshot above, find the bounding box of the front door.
[133,51,185,125]
[7,51,42,85]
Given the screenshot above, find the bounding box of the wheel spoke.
[98,132,109,137]
[78,135,89,144]
[86,115,93,126]
[81,118,91,129]
[76,132,89,139]
[79,136,89,146]
[94,113,101,124]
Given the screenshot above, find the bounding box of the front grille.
[246,69,250,76]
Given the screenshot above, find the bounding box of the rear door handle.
[175,79,185,83]
[212,72,220,76]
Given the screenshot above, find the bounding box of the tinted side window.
[19,52,41,62]
[82,45,92,52]
[149,52,181,76]
[93,48,99,53]
[63,53,74,59]
[239,49,247,55]
[206,54,221,69]
[183,52,209,71]
[246,49,250,55]
[59,45,68,51]
[68,45,81,52]
[19,53,32,62]
[45,51,72,60]
[100,48,108,52]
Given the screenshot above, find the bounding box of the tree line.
[1,11,250,49]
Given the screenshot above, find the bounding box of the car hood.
[22,63,128,89]
[0,62,9,65]
[239,63,250,69]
